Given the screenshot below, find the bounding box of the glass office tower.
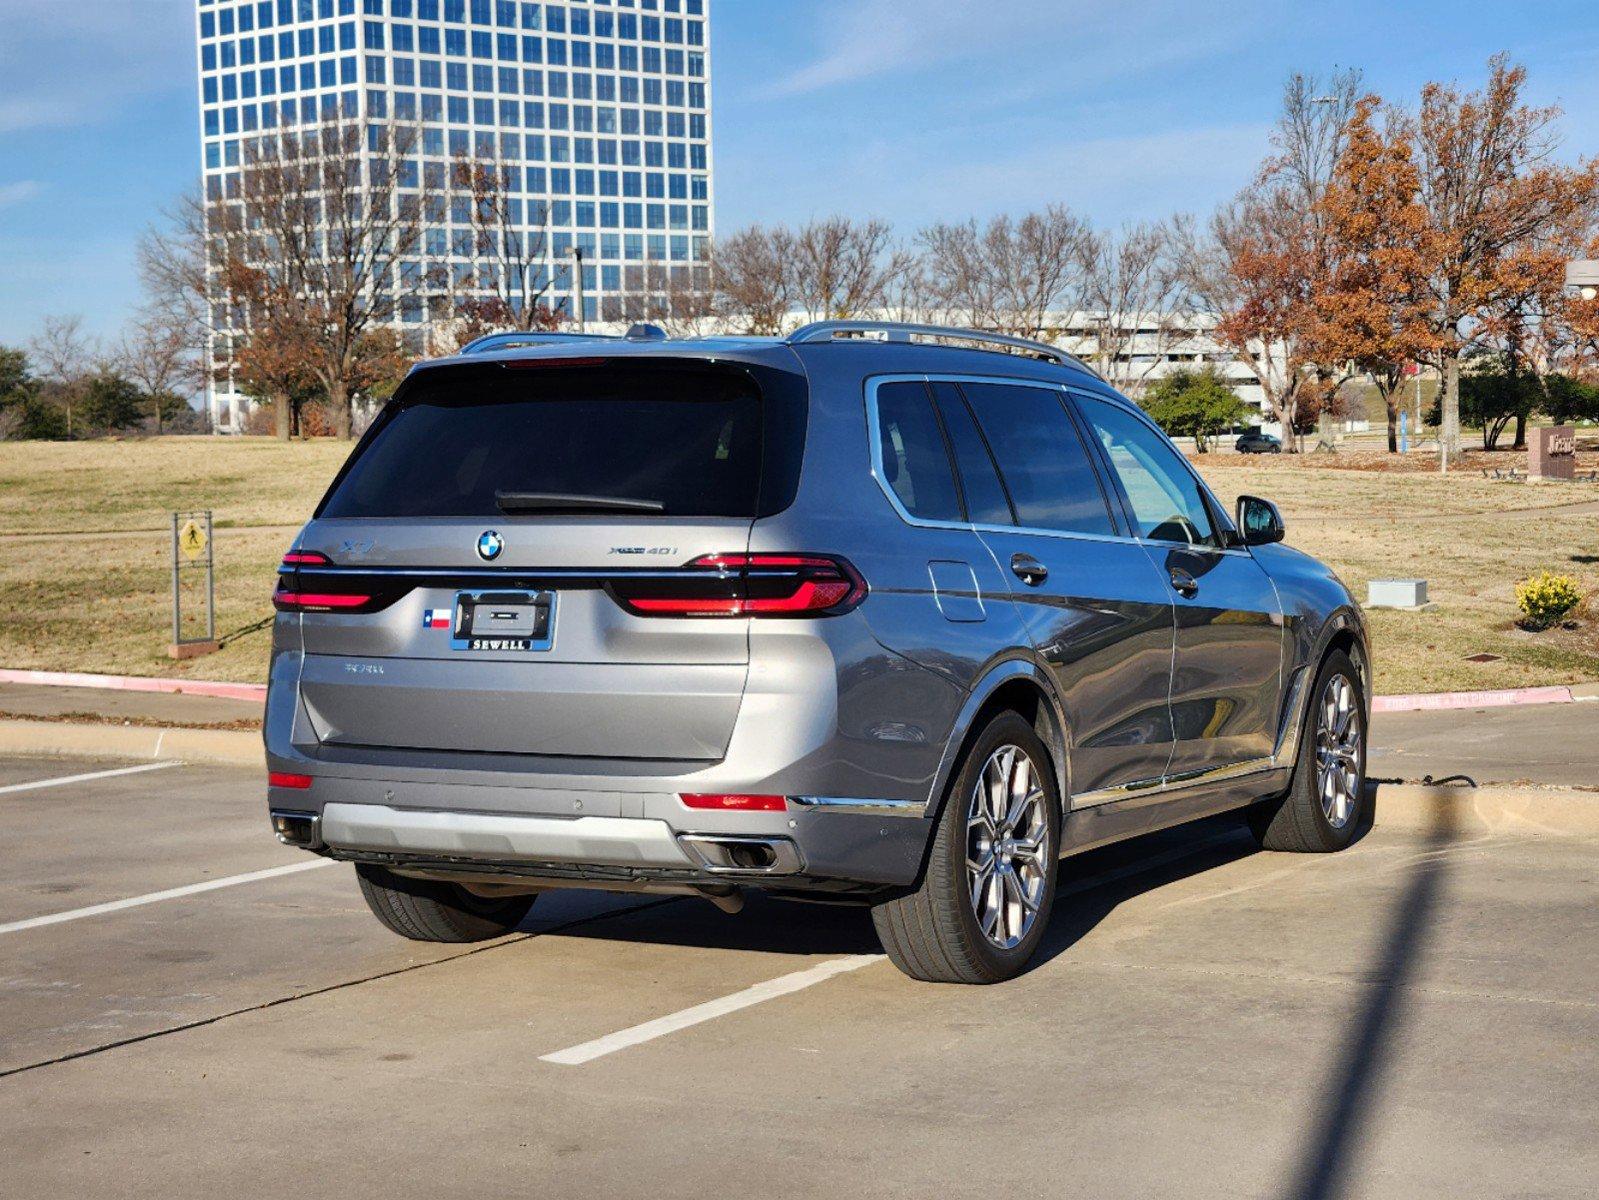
[195,0,713,428]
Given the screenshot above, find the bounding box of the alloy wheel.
[1315,673,1363,829]
[965,745,1050,949]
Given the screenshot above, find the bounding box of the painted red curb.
[0,668,267,703]
[1371,685,1575,714]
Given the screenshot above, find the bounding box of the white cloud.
[0,99,82,135]
[762,0,1039,97]
[761,0,1266,100]
[0,181,45,208]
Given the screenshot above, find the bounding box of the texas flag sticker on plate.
[423,609,453,630]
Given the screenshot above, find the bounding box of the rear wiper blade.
[494,491,667,515]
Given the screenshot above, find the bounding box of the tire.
[1249,649,1366,852]
[872,712,1061,984]
[355,863,537,942]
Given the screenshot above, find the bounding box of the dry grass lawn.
[0,438,1595,694]
[1196,456,1599,694]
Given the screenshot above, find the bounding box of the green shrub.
[1514,571,1583,630]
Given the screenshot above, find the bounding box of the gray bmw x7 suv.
[265,321,1369,984]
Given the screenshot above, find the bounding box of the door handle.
[1169,567,1199,598]
[1010,553,1049,587]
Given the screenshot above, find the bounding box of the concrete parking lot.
[1,753,1595,1199]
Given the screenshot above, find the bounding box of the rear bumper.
[269,778,933,892]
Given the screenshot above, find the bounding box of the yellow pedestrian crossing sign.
[178,519,208,560]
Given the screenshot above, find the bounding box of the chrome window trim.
[865,375,1254,556]
[788,795,930,818]
[1065,386,1254,557]
[865,374,1142,548]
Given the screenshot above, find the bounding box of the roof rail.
[458,330,619,355]
[785,321,1100,377]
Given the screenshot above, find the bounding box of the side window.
[929,381,1013,526]
[960,382,1117,537]
[1075,395,1217,546]
[874,381,962,523]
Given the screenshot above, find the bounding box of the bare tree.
[790,217,911,324]
[655,261,722,339]
[214,116,434,438]
[919,207,1094,338]
[711,225,795,335]
[880,248,938,325]
[116,313,200,433]
[28,314,99,438]
[1077,221,1188,397]
[448,150,558,333]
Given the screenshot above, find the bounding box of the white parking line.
[0,859,336,936]
[540,954,884,1065]
[541,829,1251,1067]
[0,760,182,796]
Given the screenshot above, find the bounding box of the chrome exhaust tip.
[270,809,323,850]
[677,834,803,875]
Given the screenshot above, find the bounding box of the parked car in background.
[1236,429,1283,454]
[265,322,1369,984]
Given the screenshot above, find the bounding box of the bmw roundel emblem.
[476,530,505,561]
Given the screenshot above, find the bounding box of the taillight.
[611,553,866,618]
[679,793,787,812]
[273,590,373,612]
[274,548,378,613]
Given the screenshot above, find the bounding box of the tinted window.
[1075,395,1217,546]
[875,381,962,523]
[930,381,1013,526]
[321,365,763,518]
[961,383,1116,536]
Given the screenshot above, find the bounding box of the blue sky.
[2,0,1598,346]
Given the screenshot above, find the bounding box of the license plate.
[450,590,556,652]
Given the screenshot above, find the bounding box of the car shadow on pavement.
[1278,781,1458,1200]
[538,813,1286,964]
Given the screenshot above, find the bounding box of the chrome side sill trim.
[1071,758,1280,810]
[788,795,929,818]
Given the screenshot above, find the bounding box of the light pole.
[572,245,586,333]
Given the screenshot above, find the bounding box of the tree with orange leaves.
[1410,54,1599,465]
[1179,71,1362,451]
[1310,96,1438,452]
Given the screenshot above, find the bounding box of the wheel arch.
[925,658,1071,826]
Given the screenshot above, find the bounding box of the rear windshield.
[320,364,766,519]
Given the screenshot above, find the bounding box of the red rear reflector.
[679,793,787,812]
[269,772,313,790]
[273,591,372,612]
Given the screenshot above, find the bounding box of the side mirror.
[1236,495,1285,546]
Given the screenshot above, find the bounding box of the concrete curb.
[1371,783,1598,836]
[0,668,267,703]
[0,720,263,769]
[1372,684,1596,713]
